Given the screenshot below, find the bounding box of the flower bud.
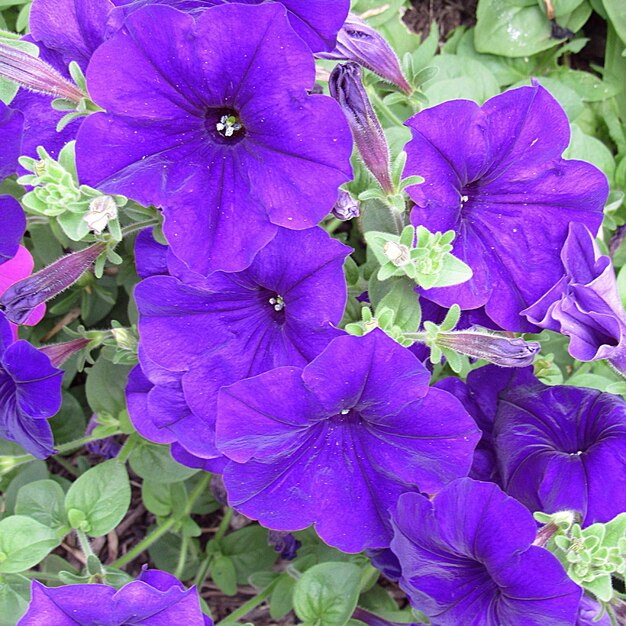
[436,331,540,367]
[383,241,410,266]
[84,196,118,234]
[319,13,412,95]
[329,62,393,194]
[85,415,122,459]
[0,242,105,324]
[268,530,301,560]
[0,41,85,103]
[39,337,90,368]
[332,189,360,220]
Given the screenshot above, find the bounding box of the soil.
[403,0,478,40]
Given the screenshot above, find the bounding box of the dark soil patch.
[403,0,478,41]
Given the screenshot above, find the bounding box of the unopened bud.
[329,62,393,194]
[0,41,85,103]
[319,13,412,95]
[383,241,410,266]
[436,331,540,367]
[84,196,118,234]
[39,337,90,368]
[0,243,105,324]
[268,530,301,561]
[332,190,360,221]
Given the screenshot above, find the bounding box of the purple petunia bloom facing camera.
[404,82,608,332]
[216,330,480,553]
[524,221,626,375]
[76,3,353,275]
[0,195,26,265]
[17,568,212,625]
[129,226,349,467]
[390,478,581,626]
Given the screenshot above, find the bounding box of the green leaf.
[475,0,591,57]
[64,460,131,537]
[3,461,49,516]
[220,525,279,585]
[129,441,198,484]
[564,124,615,182]
[582,573,613,602]
[293,562,362,626]
[15,479,69,536]
[0,516,59,573]
[602,512,626,547]
[421,55,500,105]
[211,554,238,596]
[270,575,296,620]
[431,254,473,288]
[85,357,131,419]
[0,574,31,626]
[377,278,421,333]
[604,0,626,45]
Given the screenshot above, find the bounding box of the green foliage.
[293,562,362,626]
[64,460,131,537]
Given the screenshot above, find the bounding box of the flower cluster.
[2,0,626,624]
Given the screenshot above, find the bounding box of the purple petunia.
[216,330,480,552]
[0,102,23,179]
[18,568,212,625]
[435,365,536,482]
[76,3,353,274]
[494,375,626,526]
[404,83,608,332]
[0,312,62,458]
[132,226,348,459]
[0,195,26,265]
[442,363,626,526]
[524,222,626,374]
[10,0,115,161]
[110,0,349,53]
[390,478,581,625]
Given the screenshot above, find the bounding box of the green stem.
[115,434,138,464]
[120,218,160,238]
[367,87,404,127]
[76,527,95,560]
[193,507,234,588]
[111,473,211,569]
[2,432,124,474]
[174,533,190,580]
[215,577,280,625]
[53,454,79,477]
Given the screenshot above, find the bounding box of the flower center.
[205,108,246,145]
[216,114,243,138]
[268,295,284,312]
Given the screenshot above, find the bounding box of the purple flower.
[0,103,23,179]
[85,414,122,459]
[133,226,349,456]
[10,0,115,161]
[524,222,626,374]
[318,12,412,95]
[435,365,537,482]
[0,243,105,325]
[110,0,349,53]
[76,3,352,275]
[0,312,62,458]
[330,62,393,194]
[576,595,610,626]
[215,330,480,552]
[390,478,581,626]
[332,189,360,221]
[0,196,26,265]
[17,568,212,625]
[404,83,608,332]
[268,530,301,560]
[494,377,626,526]
[126,349,226,468]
